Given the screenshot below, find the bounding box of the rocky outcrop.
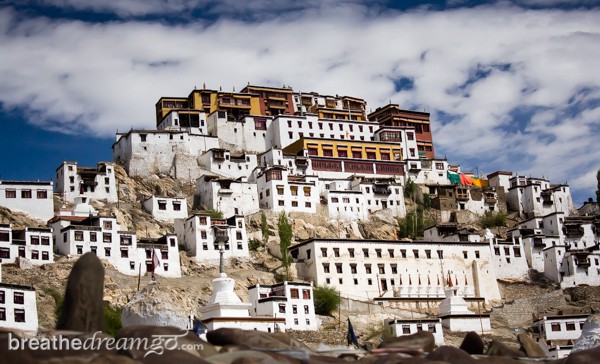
[572,314,600,353]
[121,282,192,330]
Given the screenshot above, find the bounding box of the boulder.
[121,282,190,329]
[572,314,600,353]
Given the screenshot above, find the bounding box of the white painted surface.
[0,181,54,221]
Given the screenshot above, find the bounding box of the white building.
[256,167,319,214]
[438,279,491,333]
[0,281,38,333]
[0,224,54,265]
[505,176,574,218]
[248,282,317,331]
[55,162,118,203]
[486,230,530,280]
[197,149,258,180]
[268,114,377,150]
[50,215,181,277]
[512,212,600,287]
[532,314,589,358]
[195,176,259,217]
[384,318,444,346]
[112,129,219,179]
[0,180,54,221]
[207,113,272,154]
[322,176,406,220]
[289,239,502,303]
[142,196,188,222]
[174,214,249,265]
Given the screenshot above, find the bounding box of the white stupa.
[439,273,491,333]
[200,248,285,333]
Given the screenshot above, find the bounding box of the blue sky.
[0,0,599,205]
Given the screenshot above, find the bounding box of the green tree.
[278,212,293,279]
[422,193,432,210]
[261,211,269,245]
[479,211,507,229]
[313,286,340,316]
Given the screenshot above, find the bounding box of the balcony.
[573,252,591,268]
[213,228,229,243]
[295,157,308,167]
[409,163,421,171]
[485,195,497,204]
[373,185,391,195]
[213,151,226,161]
[456,191,469,201]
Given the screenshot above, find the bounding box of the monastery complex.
[0,83,598,358]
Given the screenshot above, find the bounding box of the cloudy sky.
[0,0,598,204]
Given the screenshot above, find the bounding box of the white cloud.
[0,3,599,201]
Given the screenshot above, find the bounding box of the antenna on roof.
[233,86,235,92]
[203,82,206,89]
[219,86,222,91]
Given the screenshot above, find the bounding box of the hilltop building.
[384,318,445,346]
[532,312,590,359]
[174,214,249,265]
[55,162,118,203]
[195,176,259,217]
[0,180,54,221]
[368,105,435,159]
[0,224,54,265]
[142,196,188,222]
[50,214,181,277]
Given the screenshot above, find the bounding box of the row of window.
[547,321,585,332]
[0,291,25,304]
[316,247,481,260]
[0,308,26,322]
[195,217,244,228]
[0,247,51,260]
[3,190,48,199]
[275,185,311,196]
[199,231,244,240]
[286,119,373,133]
[68,231,131,244]
[494,246,522,257]
[157,201,182,211]
[278,303,311,315]
[202,242,244,250]
[400,323,437,334]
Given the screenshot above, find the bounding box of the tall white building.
[50,215,181,277]
[248,282,317,331]
[256,167,319,214]
[142,196,188,222]
[0,224,54,265]
[0,180,54,221]
[174,214,249,264]
[505,176,574,218]
[55,162,118,203]
[0,281,38,333]
[195,176,259,217]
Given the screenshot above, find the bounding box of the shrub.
[104,305,123,336]
[248,238,262,251]
[313,286,340,316]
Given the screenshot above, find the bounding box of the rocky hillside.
[2,167,599,349]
